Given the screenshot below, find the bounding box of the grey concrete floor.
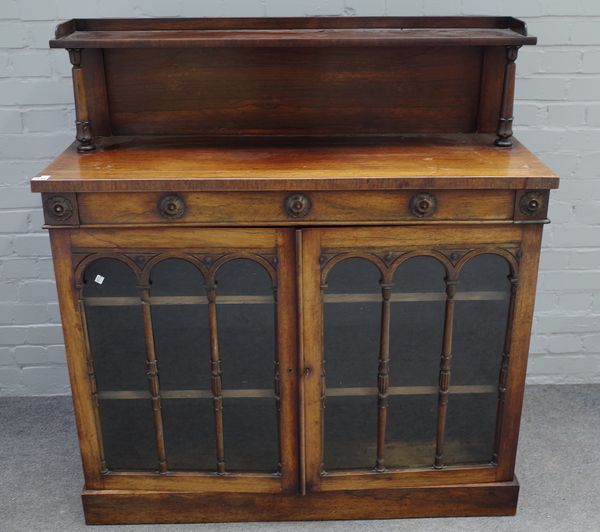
[0,384,598,532]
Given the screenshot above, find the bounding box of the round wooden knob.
[410,192,437,218]
[519,191,544,216]
[285,193,312,218]
[46,196,74,222]
[158,195,186,219]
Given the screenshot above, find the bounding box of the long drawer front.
[71,190,519,226]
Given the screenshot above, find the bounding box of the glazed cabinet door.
[51,227,298,494]
[299,225,541,492]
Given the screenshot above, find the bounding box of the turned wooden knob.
[410,192,437,218]
[46,196,74,222]
[519,191,544,216]
[158,195,186,219]
[285,193,312,218]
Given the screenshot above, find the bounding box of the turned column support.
[375,282,393,472]
[67,48,95,152]
[495,46,521,148]
[433,276,458,469]
[206,280,226,474]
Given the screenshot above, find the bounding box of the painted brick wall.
[1,1,599,395]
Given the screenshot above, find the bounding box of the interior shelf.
[97,384,495,401]
[326,385,495,396]
[324,292,506,303]
[98,389,275,400]
[84,295,273,306]
[84,291,506,307]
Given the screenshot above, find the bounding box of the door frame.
[299,224,541,492]
[51,227,299,494]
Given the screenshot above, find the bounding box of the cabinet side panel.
[496,224,542,480]
[104,47,483,137]
[49,229,105,488]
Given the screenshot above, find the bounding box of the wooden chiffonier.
[31,17,558,524]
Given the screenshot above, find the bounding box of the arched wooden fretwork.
[76,250,280,475]
[318,246,520,472]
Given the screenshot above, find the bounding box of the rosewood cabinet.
[31,17,558,524]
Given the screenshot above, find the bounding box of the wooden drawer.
[75,190,516,226]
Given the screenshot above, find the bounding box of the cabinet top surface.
[51,16,536,48]
[31,134,558,193]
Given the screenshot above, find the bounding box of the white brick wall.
[1,1,599,395]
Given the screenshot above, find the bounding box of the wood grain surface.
[81,481,519,524]
[51,17,535,49]
[31,134,557,193]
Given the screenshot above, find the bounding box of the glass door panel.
[445,253,512,466]
[97,400,157,471]
[149,258,214,471]
[386,394,438,468]
[215,258,279,472]
[385,256,446,469]
[324,397,377,471]
[222,398,278,472]
[323,258,381,471]
[305,227,519,489]
[74,228,295,493]
[161,399,215,471]
[150,258,210,390]
[79,243,291,488]
[217,259,275,390]
[82,257,156,471]
[444,392,498,464]
[452,254,511,386]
